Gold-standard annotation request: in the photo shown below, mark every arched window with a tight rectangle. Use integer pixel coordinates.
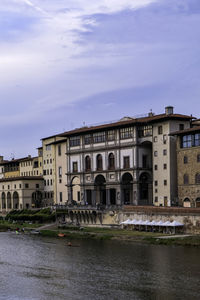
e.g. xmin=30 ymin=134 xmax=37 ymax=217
xmin=183 ymin=156 xmax=188 ymax=164
xmin=195 ymin=173 xmax=200 ymax=184
xmin=183 ymin=174 xmax=189 ymax=185
xmin=96 ymin=154 xmax=103 ymax=171
xmin=2 ymin=192 xmax=6 ymax=209
xmin=108 ymin=153 xmax=115 ymax=170
xmin=85 ymin=156 xmax=91 ymax=171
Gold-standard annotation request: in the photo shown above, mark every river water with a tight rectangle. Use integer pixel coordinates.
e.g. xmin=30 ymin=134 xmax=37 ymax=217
xmin=0 ymin=232 xmax=199 ymax=300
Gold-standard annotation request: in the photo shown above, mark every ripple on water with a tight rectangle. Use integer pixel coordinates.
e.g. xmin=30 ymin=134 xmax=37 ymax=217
xmin=0 ymin=232 xmax=200 ymax=300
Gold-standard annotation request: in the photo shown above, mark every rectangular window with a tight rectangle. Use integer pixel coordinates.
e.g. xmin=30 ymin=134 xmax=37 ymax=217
xmin=179 ymin=124 xmax=184 ymax=131
xmin=58 ymin=144 xmax=61 ymax=156
xmin=194 ymin=134 xmax=200 ymax=147
xmin=155 ymin=180 xmax=158 ymax=186
xmin=50 ymin=179 xmax=53 ymax=185
xmin=93 ymin=132 xmax=106 ymax=143
xmin=184 ymin=156 xmax=188 ymax=164
xmin=155 ymin=189 xmax=158 ymax=193
xmin=123 ymin=156 xmax=130 ymax=169
xmin=59 ymin=179 xmax=62 ymax=184
xmin=50 ymin=169 xmax=52 ymax=175
xmin=84 ymin=134 xmax=92 ymax=145
xmin=138 ymin=126 xmax=152 ymax=137
xmin=70 ymin=136 xmax=80 ymax=147
xmin=107 ymin=130 xmax=115 ymax=141
xmin=163 ymin=149 xmax=167 ymax=155
xmin=154 ymin=151 xmax=158 ymax=157
xmin=164 ymin=180 xmax=167 ymax=186
xmin=163 ymin=135 xmax=167 ymax=144
xmin=155 ymin=196 xmax=158 ymax=202
xmin=58 ymin=166 xmax=62 ymax=177
xmin=59 ymin=192 xmax=63 ymax=202
xmin=154 ymin=165 xmax=158 ymax=170
xmin=182 ymin=135 xmax=193 ymax=148
xmin=163 ymin=163 xmax=167 ymax=169
xmin=46 ymin=145 xmax=51 ymax=151
xmin=25 ymin=183 xmax=29 ymax=188
xmin=73 ymin=162 xmax=78 ymax=173
xmin=36 ymin=184 xmax=39 ymax=188
xmin=120 ymin=127 xmax=133 ymax=139
xmin=158 ymin=126 xmax=163 ymax=135
xmin=154 ymin=136 xmax=158 ymax=142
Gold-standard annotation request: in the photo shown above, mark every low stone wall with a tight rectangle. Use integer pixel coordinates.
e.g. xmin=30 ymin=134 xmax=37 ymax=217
xmin=55 ymin=206 xmax=200 ymax=233
xmin=118 ymin=206 xmax=200 ymax=233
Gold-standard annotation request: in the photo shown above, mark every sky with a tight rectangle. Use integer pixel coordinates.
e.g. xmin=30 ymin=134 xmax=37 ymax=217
xmin=0 ymin=0 xmax=200 ymax=159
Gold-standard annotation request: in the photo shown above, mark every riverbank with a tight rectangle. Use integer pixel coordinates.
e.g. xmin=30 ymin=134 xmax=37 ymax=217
xmin=40 ymin=226 xmax=200 ymax=246
xmin=1 ymin=221 xmax=200 ymax=246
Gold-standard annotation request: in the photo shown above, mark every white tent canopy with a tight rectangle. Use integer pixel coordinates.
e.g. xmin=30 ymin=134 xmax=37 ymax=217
xmin=168 ymin=221 xmax=184 ymax=227
xmin=120 ymin=219 xmax=184 ymax=227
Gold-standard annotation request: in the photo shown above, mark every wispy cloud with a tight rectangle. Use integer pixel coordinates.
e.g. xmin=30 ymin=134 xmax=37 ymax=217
xmin=1 ymin=0 xmax=200 ymax=158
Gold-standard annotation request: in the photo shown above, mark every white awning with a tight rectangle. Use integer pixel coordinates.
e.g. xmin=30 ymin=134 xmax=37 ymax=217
xmin=169 ymin=221 xmax=184 ymax=227
xmin=162 ymin=221 xmax=173 ymax=226
xmin=156 ymin=220 xmax=165 ymax=226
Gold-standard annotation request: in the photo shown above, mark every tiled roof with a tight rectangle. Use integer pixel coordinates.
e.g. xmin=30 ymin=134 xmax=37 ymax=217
xmin=170 ymin=126 xmax=200 ymax=136
xmin=59 ymin=113 xmax=194 ymax=137
xmin=0 ymin=176 xmax=44 ymax=182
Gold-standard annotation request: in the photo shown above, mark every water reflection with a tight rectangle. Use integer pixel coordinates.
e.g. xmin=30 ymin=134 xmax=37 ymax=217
xmin=0 ymin=232 xmax=199 ymax=300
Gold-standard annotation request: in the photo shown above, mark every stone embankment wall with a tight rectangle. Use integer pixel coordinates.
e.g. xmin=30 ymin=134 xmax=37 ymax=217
xmin=118 ymin=206 xmax=200 ymax=234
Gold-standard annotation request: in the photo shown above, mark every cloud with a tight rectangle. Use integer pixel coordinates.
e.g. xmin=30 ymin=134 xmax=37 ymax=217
xmin=1 ymin=0 xmax=200 ymax=158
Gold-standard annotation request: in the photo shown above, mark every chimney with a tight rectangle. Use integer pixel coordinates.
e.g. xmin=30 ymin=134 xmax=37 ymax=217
xmin=165 ymin=106 xmax=174 ymax=115
xmin=148 ymin=109 xmax=154 ymax=117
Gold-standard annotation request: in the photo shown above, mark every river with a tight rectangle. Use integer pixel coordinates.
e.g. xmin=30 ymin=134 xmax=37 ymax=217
xmin=0 ymin=232 xmax=199 ymax=300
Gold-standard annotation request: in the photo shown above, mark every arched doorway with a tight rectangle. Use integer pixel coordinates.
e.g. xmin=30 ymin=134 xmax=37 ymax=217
xmin=7 ymin=192 xmax=12 ymax=209
xmin=121 ymin=173 xmax=133 ymax=205
xmin=2 ymin=192 xmax=6 ymax=209
xmin=71 ymin=176 xmax=81 ymax=203
xmin=32 ymin=191 xmax=43 ymax=208
xmin=13 ymin=192 xmax=19 ymax=209
xmin=94 ymin=175 xmax=106 ymax=206
xmin=196 ymin=198 xmax=200 ymax=208
xmin=139 ymin=172 xmax=152 ymax=205
xmin=183 ymin=198 xmax=191 ymax=208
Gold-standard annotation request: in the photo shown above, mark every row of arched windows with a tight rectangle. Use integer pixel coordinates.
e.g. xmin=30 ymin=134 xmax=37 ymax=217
xmin=85 ymin=153 xmax=115 ymax=172
xmin=183 ymin=173 xmax=200 ymax=184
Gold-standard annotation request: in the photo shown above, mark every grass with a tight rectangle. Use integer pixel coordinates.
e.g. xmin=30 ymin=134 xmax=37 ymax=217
xmin=0 ymin=220 xmax=43 ymax=231
xmin=146 ymin=235 xmax=200 ymax=247
xmin=1 ymin=220 xmax=200 ymax=246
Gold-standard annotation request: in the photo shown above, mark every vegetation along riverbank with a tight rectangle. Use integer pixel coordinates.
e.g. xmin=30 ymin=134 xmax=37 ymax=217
xmin=0 ymin=209 xmax=199 ymax=246
xmin=1 ymin=219 xmax=200 ymax=247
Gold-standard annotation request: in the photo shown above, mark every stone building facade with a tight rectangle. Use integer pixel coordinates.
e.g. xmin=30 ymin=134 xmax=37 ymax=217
xmin=172 ymin=126 xmax=200 ymax=208
xmin=60 ymin=106 xmax=192 ymax=208
xmin=0 ymin=177 xmax=44 ymax=213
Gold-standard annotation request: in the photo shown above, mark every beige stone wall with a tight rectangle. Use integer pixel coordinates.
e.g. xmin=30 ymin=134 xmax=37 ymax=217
xmin=177 ymin=136 xmax=200 ymax=207
xmin=55 ymin=141 xmax=68 ymax=204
